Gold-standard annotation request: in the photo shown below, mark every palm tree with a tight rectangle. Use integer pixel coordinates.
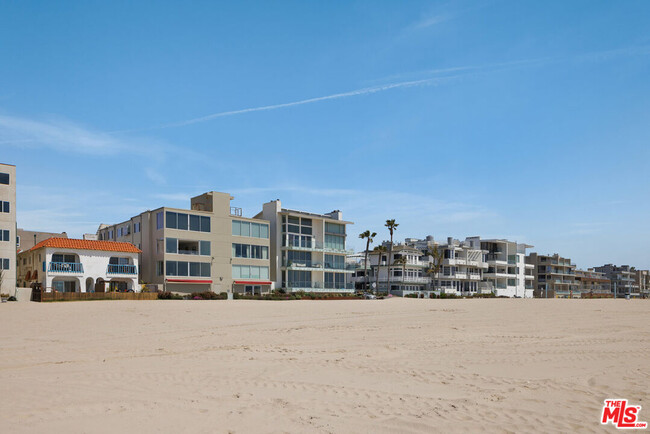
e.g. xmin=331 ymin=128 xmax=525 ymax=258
xmin=425 ymin=245 xmax=444 ymax=296
xmin=358 ymin=230 xmax=377 ymax=292
xmin=385 ymin=219 xmax=399 ymax=294
xmin=373 ymin=245 xmax=387 ymax=295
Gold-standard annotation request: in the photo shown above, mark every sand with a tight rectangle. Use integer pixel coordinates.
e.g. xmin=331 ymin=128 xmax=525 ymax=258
xmin=0 ymin=298 xmax=648 ymax=433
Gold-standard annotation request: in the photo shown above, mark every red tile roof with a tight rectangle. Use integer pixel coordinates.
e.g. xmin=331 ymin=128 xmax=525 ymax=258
xmin=30 ymin=238 xmax=141 ymax=253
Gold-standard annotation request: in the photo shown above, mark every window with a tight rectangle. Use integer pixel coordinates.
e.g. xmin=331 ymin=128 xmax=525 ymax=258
xmin=232 ymin=265 xmax=269 ymax=280
xmin=177 ymin=213 xmax=188 ymax=230
xmin=166 ymin=212 xmax=177 ymax=229
xmin=166 ymin=261 xmax=177 ymax=276
xmin=325 ymin=222 xmax=345 ymax=235
xmin=134 ymin=222 xmax=141 ymax=233
xmin=177 ymin=261 xmax=189 ymax=276
xmin=232 ymin=220 xmax=268 ymax=238
xmin=325 ymin=272 xmax=345 ymax=289
xmin=201 ymin=263 xmax=210 ymax=277
xmin=156 ymin=212 xmax=163 ymax=230
xmin=1 ymin=201 xmax=9 ymax=213
xmin=190 ymin=262 xmax=201 ymax=277
xmin=190 ymin=214 xmax=200 ymax=231
xmin=1 ymin=230 xmax=9 ymax=242
xmin=232 ymin=243 xmax=268 ymax=259
xmin=201 ymin=216 xmax=210 ymax=232
xmin=200 ymin=241 xmax=210 ymax=256
xmin=0 ymin=258 xmax=8 ymax=270
xmin=0 ymin=172 xmax=9 ymax=185
xmin=157 ymin=261 xmax=163 ymax=276
xmin=325 ymin=254 xmax=344 ymax=270
xmin=166 ymin=238 xmax=177 ymax=253
xmin=324 ymin=234 xmax=345 ymax=251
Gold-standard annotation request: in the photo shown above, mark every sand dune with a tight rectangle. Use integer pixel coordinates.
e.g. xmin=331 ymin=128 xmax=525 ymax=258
xmin=0 ymin=298 xmax=648 ymax=433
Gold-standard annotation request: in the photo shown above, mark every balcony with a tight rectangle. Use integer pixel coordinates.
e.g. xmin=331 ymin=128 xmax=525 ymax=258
xmin=107 ymin=264 xmax=138 ymax=275
xmin=48 ymin=262 xmax=83 ymax=273
xmin=283 ymin=261 xmax=353 ymax=273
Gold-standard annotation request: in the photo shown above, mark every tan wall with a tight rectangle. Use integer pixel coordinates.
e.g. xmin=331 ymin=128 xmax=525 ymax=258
xmin=0 ymin=163 xmax=16 ymax=295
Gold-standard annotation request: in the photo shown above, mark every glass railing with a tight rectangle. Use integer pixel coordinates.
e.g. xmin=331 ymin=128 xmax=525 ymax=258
xmin=49 ymin=262 xmax=83 ymax=273
xmin=107 ymin=264 xmax=137 ymax=275
xmin=177 ymin=249 xmax=199 ymax=255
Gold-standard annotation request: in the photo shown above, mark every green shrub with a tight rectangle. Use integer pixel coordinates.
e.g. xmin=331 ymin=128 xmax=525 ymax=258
xmin=157 ymin=291 xmax=183 ymax=300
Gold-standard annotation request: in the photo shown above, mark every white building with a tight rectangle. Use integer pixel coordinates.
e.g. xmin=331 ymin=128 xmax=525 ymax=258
xmin=0 ymin=163 xmax=16 ymax=295
xmin=466 ymin=237 xmax=534 ymax=298
xmin=17 ymin=238 xmax=141 ymax=293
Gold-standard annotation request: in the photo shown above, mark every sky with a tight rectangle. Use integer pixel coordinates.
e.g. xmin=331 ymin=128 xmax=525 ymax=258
xmin=1 ymin=0 xmax=649 ymax=269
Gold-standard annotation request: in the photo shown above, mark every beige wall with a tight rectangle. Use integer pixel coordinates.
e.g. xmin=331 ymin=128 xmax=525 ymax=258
xmin=0 ymin=163 xmax=16 ymax=295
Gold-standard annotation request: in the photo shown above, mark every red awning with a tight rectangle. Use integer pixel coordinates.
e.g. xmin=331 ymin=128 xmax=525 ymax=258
xmin=166 ymin=279 xmax=213 ymax=284
xmin=233 ymin=280 xmax=273 ymax=285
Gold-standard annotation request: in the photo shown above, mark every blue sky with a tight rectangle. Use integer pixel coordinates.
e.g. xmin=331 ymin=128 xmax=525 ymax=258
xmin=1 ymin=1 xmax=649 ymax=268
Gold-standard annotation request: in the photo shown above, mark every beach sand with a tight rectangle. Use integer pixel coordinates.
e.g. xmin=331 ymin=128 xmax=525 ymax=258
xmin=0 ymin=298 xmax=648 ymax=433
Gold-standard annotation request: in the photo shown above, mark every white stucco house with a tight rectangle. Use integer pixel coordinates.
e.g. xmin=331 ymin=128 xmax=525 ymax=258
xmin=17 ymin=238 xmax=142 ymax=293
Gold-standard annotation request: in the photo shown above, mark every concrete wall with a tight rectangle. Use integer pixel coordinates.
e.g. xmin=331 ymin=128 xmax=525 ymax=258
xmin=0 ymin=163 xmax=16 ymax=296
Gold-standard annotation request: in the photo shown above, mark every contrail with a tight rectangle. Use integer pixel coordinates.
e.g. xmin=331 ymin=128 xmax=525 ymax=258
xmin=119 ymin=75 xmax=459 ymax=133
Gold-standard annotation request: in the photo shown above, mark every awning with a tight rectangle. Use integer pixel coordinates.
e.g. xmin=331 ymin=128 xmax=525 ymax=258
xmin=234 ymin=280 xmax=273 ymax=285
xmin=166 ymin=279 xmax=213 ymax=284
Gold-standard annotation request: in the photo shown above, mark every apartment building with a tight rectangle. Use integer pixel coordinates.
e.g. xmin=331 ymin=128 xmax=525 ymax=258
xmin=594 ymin=264 xmax=639 ymax=297
xmin=98 ymin=191 xmax=271 ymax=295
xmin=634 ymin=269 xmax=650 ymax=298
xmin=18 ymin=238 xmax=140 ymax=293
xmin=526 ymin=253 xmax=578 ymax=298
xmin=257 ymin=200 xmax=354 ymax=293
xmin=0 ymin=163 xmax=16 ymax=296
xmin=350 ymin=242 xmax=430 ymax=295
xmin=17 ymin=228 xmax=68 ymax=253
xmin=466 ymin=237 xmax=534 ymax=298
xmin=575 ymin=268 xmax=611 ymax=296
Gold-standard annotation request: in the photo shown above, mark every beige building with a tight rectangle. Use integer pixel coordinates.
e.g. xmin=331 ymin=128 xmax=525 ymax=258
xmin=0 ymin=163 xmax=16 ymax=295
xmin=257 ymin=200 xmax=353 ymax=293
xmin=575 ymin=268 xmax=611 ymax=296
xmin=97 ymin=191 xmax=271 ymax=295
xmin=634 ymin=269 xmax=650 ymax=298
xmin=526 ymin=253 xmax=578 ymax=298
xmin=17 ymin=228 xmax=68 ymax=253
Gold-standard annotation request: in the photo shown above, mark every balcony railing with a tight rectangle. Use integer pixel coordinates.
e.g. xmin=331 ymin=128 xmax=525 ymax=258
xmin=49 ymin=262 xmax=83 ymax=273
xmin=107 ymin=264 xmax=138 ymax=275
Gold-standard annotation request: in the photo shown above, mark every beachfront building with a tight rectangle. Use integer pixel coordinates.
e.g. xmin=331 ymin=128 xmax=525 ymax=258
xmin=526 ymin=253 xmax=578 ymax=298
xmin=98 ymin=191 xmax=272 ymax=295
xmin=350 ymin=242 xmax=430 ymax=296
xmin=634 ymin=269 xmax=650 ymax=298
xmin=593 ymin=264 xmax=639 ymax=297
xmin=17 ymin=228 xmax=68 ymax=253
xmin=0 ymin=163 xmax=16 ymax=296
xmin=466 ymin=237 xmax=534 ymax=298
xmin=257 ymin=200 xmax=354 ymax=293
xmin=17 ymin=238 xmax=140 ymax=293
xmin=575 ymin=268 xmax=612 ymax=297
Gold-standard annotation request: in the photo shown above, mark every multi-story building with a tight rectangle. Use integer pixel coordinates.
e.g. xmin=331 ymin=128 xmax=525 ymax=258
xmin=594 ymin=264 xmax=639 ymax=297
xmin=350 ymin=242 xmax=430 ymax=295
xmin=0 ymin=163 xmax=16 ymax=296
xmin=257 ymin=200 xmax=354 ymax=293
xmin=526 ymin=253 xmax=578 ymax=298
xmin=17 ymin=238 xmax=140 ymax=293
xmin=575 ymin=268 xmax=611 ymax=296
xmin=98 ymin=191 xmax=272 ymax=295
xmin=466 ymin=237 xmax=534 ymax=298
xmin=17 ymin=228 xmax=68 ymax=253
xmin=634 ymin=269 xmax=650 ymax=298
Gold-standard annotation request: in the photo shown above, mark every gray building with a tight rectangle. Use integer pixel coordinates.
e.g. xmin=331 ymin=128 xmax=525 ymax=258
xmin=594 ymin=264 xmax=639 ymax=297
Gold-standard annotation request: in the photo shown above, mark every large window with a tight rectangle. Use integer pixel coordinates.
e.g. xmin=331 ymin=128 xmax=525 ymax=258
xmin=0 ymin=172 xmax=9 ymax=185
xmin=287 ymin=270 xmax=311 ymax=288
xmin=166 ymin=212 xmax=210 ymax=232
xmin=324 ymin=254 xmax=345 ymax=270
xmin=166 ymin=261 xmax=210 ymax=277
xmin=166 ymin=238 xmax=178 ymax=253
xmin=1 ymin=201 xmax=10 ymax=213
xmin=232 ymin=265 xmax=269 ymax=280
xmin=156 ymin=212 xmax=163 ymax=229
xmin=286 ymin=250 xmax=311 ymax=266
xmin=324 ymin=234 xmax=345 ymax=251
xmin=0 ymin=229 xmax=9 ymax=242
xmin=232 ymin=220 xmax=269 ymax=238
xmin=325 ymin=222 xmax=345 ymax=235
xmin=282 ymin=216 xmax=312 ymax=235
xmin=166 ymin=238 xmax=211 ymax=256
xmin=0 ymin=258 xmax=9 ymax=270
xmin=232 ymin=243 xmax=268 ymax=259
xmin=325 ymin=272 xmax=345 ymax=289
